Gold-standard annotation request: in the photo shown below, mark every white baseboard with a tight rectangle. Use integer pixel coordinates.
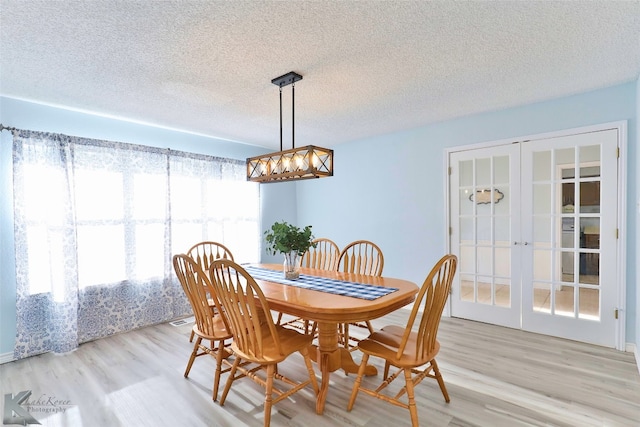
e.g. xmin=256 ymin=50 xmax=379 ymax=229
xmin=0 ymin=351 xmax=14 ymax=364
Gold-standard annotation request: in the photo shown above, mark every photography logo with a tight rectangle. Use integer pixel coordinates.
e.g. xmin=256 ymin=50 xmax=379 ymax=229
xmin=3 ymin=390 xmax=40 ymax=425
xmin=4 ymin=390 xmax=75 ymax=426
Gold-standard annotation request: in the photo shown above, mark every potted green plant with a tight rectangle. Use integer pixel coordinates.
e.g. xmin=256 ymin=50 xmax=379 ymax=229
xmin=264 ymin=221 xmax=316 ymax=279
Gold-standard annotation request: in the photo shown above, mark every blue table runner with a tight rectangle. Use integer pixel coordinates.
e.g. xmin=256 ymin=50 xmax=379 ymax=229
xmin=243 ymin=266 xmax=398 ymax=301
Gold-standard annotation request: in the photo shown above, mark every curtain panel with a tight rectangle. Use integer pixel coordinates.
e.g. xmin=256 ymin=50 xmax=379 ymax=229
xmin=11 ymin=129 xmax=259 ymax=359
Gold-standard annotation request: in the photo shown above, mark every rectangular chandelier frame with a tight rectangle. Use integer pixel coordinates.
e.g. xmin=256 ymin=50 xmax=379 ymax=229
xmin=246 ymin=71 xmax=334 ymax=183
xmin=247 ymin=145 xmax=333 ymax=183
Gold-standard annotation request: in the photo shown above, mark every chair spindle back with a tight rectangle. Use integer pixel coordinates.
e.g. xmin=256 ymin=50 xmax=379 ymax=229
xmin=337 ymin=240 xmax=384 ymax=276
xmin=398 ymin=254 xmax=457 ymax=361
xmin=173 ymin=254 xmax=229 ymax=338
xmin=187 ymin=241 xmax=234 ymax=272
xmin=300 ymin=238 xmax=340 ymax=271
xmin=208 ymin=259 xmax=283 ymax=361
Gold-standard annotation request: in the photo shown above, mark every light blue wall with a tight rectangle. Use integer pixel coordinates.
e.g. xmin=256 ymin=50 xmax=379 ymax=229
xmin=0 ymin=96 xmax=296 ymax=355
xmin=636 ymin=75 xmax=640 ymax=354
xmin=297 ymin=82 xmax=638 ymax=344
xmin=0 ymin=96 xmax=265 ymax=159
xmin=260 ymin=181 xmax=300 ymax=263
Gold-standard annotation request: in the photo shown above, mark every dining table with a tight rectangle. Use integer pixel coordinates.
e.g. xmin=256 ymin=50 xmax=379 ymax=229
xmin=244 ymin=263 xmax=419 ymax=415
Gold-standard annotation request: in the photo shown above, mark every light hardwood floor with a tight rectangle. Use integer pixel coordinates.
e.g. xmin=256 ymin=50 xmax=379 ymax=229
xmin=1 ymin=311 xmax=639 ymax=426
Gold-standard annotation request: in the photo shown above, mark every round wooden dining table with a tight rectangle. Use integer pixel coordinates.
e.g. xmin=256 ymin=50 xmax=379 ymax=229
xmin=249 ymin=264 xmax=419 ymax=415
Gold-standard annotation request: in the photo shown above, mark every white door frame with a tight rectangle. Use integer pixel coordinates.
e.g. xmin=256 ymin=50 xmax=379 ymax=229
xmin=443 ymin=121 xmax=627 ymax=351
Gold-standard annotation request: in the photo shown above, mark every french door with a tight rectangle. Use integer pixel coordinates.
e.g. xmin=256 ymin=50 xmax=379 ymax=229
xmin=449 ymin=127 xmax=621 ymax=348
xmin=449 ymin=144 xmax=521 ymax=329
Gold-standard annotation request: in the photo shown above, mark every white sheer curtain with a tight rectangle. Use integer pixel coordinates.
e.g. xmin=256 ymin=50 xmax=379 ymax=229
xmin=12 ymin=129 xmax=259 ymax=359
xmin=169 ymin=152 xmax=260 ymax=263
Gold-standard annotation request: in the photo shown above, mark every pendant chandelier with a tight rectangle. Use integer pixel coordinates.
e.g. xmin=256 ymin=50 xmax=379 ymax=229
xmin=246 ymin=71 xmax=334 ymax=183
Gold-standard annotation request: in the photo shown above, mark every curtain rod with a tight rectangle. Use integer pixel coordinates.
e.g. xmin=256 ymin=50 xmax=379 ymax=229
xmin=0 ymin=124 xmax=17 ymax=132
xmin=0 ymin=124 xmax=245 ymax=166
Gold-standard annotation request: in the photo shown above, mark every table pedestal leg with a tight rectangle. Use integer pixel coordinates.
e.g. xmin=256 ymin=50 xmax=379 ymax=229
xmin=311 ymin=322 xmax=377 ymax=414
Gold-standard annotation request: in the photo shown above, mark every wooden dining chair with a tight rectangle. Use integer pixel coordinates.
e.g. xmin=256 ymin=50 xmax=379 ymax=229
xmin=186 ymin=241 xmax=234 ymax=342
xmin=172 ymin=254 xmax=234 ymax=402
xmin=208 ymin=259 xmax=319 ymax=427
xmin=347 ymin=254 xmax=458 ymax=427
xmin=336 ymin=240 xmax=384 ymax=350
xmin=278 ymin=237 xmax=341 ymax=334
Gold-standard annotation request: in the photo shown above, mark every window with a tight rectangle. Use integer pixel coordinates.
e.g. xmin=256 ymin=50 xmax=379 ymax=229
xmin=12 ymin=130 xmax=260 ymax=359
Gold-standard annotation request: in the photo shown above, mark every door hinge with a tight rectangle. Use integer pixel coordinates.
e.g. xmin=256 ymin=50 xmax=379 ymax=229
xmin=616 ymin=228 xmax=619 ymax=239
xmin=616 ymin=147 xmax=620 ymax=158
xmin=449 ymin=226 xmax=452 ymax=235
xmin=615 ymin=309 xmax=618 ymax=319
xmin=448 ymin=166 xmax=452 ymax=175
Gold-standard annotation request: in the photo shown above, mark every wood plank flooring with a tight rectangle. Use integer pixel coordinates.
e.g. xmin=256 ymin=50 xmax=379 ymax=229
xmin=1 ymin=310 xmax=639 ymax=426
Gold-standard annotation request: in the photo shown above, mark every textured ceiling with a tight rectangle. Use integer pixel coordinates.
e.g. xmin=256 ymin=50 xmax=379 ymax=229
xmin=1 ymin=1 xmax=639 ymax=150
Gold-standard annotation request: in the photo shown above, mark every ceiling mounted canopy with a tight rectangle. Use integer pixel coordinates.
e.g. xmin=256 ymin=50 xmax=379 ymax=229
xmin=247 ymin=71 xmax=334 ymax=183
